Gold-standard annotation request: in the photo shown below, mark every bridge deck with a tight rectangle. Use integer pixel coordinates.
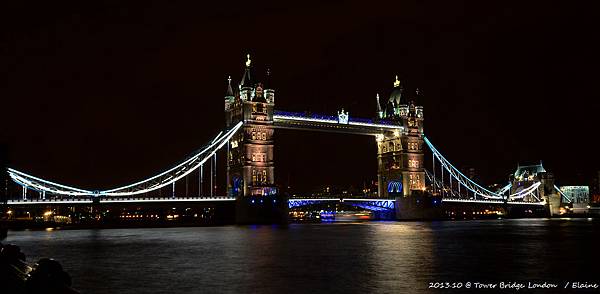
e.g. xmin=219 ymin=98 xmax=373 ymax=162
xmin=6 ymin=197 xmax=545 ymax=206
xmin=6 ymin=196 xmax=236 ymax=205
xmin=273 ymin=111 xmax=403 ymax=135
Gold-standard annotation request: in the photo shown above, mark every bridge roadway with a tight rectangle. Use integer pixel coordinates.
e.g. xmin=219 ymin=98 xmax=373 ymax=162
xmin=5 ymin=197 xmax=545 ymax=206
xmin=5 ymin=196 xmax=236 ymax=205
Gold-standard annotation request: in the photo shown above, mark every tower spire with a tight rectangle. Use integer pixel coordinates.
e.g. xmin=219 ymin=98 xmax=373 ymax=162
xmin=240 ymin=53 xmax=253 ymax=87
xmin=245 ymin=54 xmax=251 ymax=67
xmin=225 ymin=75 xmax=234 ymax=97
xmin=393 ymin=75 xmax=400 ymax=88
xmin=264 ymin=67 xmax=272 ymax=89
xmin=376 ymin=93 xmax=383 ymax=118
xmin=413 ymin=87 xmax=422 ymax=104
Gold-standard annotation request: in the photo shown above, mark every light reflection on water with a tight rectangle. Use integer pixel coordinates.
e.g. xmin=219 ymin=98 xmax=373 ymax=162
xmin=5 ymin=219 xmax=599 ymax=293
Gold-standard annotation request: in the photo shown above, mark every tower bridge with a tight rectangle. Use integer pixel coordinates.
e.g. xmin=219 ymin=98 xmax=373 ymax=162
xmin=2 ymin=54 xmax=567 ymax=223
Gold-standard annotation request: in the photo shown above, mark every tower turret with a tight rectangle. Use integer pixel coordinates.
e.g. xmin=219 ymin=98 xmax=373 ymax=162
xmin=376 ymin=93 xmax=383 ymax=119
xmin=387 ymin=75 xmax=407 ymax=118
xmin=405 ymin=88 xmax=424 ymax=135
xmin=414 ymin=88 xmax=424 ymax=121
xmin=396 ymin=77 xmax=408 ymax=118
xmin=224 ymin=76 xmax=234 ymax=110
xmin=264 ymin=68 xmax=275 ymax=104
xmin=386 ymin=99 xmax=395 ymax=118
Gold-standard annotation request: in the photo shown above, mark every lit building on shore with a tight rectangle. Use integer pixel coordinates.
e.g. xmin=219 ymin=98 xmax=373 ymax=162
xmin=560 ymin=186 xmax=590 ymax=213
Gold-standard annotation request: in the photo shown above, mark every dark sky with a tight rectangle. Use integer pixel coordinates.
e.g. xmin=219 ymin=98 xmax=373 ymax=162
xmin=1 ymin=1 xmax=598 ymax=193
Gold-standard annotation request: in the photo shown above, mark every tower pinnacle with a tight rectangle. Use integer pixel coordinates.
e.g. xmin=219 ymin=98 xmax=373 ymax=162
xmin=393 ymin=75 xmax=400 ymax=88
xmin=240 ymin=53 xmax=253 ymax=88
xmin=245 ymin=54 xmax=251 ymax=67
xmin=225 ymin=75 xmax=234 ymax=97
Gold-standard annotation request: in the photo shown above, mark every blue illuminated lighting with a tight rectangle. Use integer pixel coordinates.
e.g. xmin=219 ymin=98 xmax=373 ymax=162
xmin=288 ymin=199 xmax=395 ymax=211
xmin=387 ymin=181 xmax=403 ymax=193
xmin=232 ymin=177 xmax=242 ymax=194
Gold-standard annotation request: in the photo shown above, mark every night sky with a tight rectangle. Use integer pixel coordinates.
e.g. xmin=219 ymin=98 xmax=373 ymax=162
xmin=1 ymin=1 xmax=598 ymax=193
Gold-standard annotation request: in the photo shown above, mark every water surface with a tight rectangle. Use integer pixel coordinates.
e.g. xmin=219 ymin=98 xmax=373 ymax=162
xmin=6 ymin=219 xmax=599 ymax=293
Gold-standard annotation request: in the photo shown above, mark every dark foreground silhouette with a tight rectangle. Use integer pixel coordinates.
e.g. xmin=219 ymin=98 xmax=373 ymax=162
xmin=0 ymin=241 xmax=79 ymax=294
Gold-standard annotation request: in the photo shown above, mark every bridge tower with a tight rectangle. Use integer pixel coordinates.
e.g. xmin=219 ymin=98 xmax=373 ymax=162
xmin=511 ymin=162 xmax=560 ymax=215
xmin=225 ymin=55 xmax=283 ymax=224
xmin=225 ymin=54 xmax=276 ymax=198
xmin=376 ymin=77 xmax=426 ymax=199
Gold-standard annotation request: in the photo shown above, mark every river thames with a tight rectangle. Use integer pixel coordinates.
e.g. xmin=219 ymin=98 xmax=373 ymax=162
xmin=5 ymin=218 xmax=599 ymax=293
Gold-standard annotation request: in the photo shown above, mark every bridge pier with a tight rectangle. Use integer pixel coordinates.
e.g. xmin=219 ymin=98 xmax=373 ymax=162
xmin=504 ymin=204 xmax=549 ymax=218
xmin=395 ymin=190 xmax=443 ymax=220
xmin=371 ymin=209 xmax=396 ymax=220
xmin=235 ymin=194 xmax=288 ymax=225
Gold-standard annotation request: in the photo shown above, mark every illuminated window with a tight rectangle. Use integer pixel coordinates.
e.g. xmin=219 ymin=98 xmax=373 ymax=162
xmin=252 ymin=153 xmax=266 ymax=162
xmin=408 ymin=142 xmax=421 ymax=150
xmin=251 ymin=131 xmax=256 ymax=140
xmin=409 ymin=174 xmax=421 ymax=189
xmin=409 ymin=159 xmax=419 ymax=168
xmin=253 ymin=103 xmax=265 ymax=114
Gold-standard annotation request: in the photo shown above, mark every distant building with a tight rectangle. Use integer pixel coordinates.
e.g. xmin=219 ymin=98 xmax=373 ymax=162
xmin=589 ymin=171 xmax=600 ymax=204
xmin=560 ymin=186 xmax=589 ymax=211
xmin=467 ymin=167 xmax=477 ymax=182
xmin=593 ymin=171 xmax=600 ymax=193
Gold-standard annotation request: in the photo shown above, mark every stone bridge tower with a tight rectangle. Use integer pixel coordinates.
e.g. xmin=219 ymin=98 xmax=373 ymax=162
xmin=376 ymin=77 xmax=425 ymax=199
xmin=511 ymin=163 xmax=561 ymax=216
xmin=225 ymin=55 xmax=276 ymax=199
